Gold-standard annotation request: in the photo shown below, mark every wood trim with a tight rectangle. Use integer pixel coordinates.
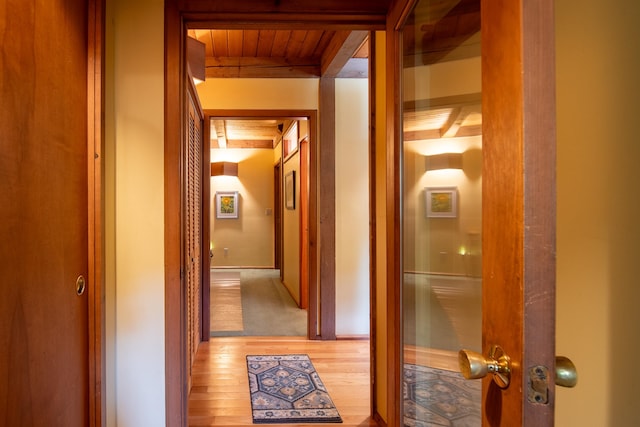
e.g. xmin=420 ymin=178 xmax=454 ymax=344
xmin=307 ymin=112 xmax=319 ymax=341
xmin=299 ymin=138 xmax=310 ymax=310
xmin=318 ymin=78 xmax=337 ymax=340
xmin=385 ymin=1 xmax=418 ymax=425
xmin=165 ymin=1 xmax=188 ymax=426
xmin=87 ymin=0 xmax=105 ymax=424
xmin=521 ymin=0 xmax=556 ymax=423
xmin=368 ymin=30 xmax=378 ymax=425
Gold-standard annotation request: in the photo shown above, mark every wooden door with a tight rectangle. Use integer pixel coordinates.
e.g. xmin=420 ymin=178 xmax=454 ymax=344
xmin=390 ymin=0 xmax=557 ymax=425
xmin=0 ymin=0 xmax=93 ymax=425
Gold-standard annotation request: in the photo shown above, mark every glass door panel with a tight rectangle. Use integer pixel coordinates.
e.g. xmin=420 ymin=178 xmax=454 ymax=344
xmin=401 ymin=0 xmax=482 ymax=425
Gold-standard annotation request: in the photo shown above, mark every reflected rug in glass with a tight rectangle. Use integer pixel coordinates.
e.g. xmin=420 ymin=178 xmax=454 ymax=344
xmin=247 ymin=354 xmax=343 ymax=424
xmin=404 ymin=364 xmax=481 ymax=427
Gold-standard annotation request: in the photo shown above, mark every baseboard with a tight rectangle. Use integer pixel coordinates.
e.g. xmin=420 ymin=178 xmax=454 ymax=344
xmin=335 ymin=334 xmax=370 ymax=340
xmin=210 ymin=265 xmax=275 ymax=269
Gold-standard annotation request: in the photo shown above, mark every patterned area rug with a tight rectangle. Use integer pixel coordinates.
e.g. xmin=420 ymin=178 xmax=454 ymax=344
xmin=246 ymin=354 xmax=343 ymax=424
xmin=404 ymin=364 xmax=481 ymax=427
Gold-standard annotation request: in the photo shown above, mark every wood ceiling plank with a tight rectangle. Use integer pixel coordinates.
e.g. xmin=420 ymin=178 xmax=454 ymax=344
xmin=271 ymin=30 xmax=291 ymax=56
xmin=242 ymin=29 xmax=259 ymax=57
xmin=227 ymin=29 xmax=243 ymax=57
xmin=211 ymin=29 xmax=228 ymax=57
xmin=256 ymin=29 xmax=276 ymax=57
xmin=299 ymin=30 xmax=324 ymax=58
xmin=285 ymin=30 xmax=307 ymax=57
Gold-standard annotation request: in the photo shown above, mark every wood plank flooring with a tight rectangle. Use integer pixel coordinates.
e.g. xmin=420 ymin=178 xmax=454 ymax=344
xmin=210 ymin=271 xmax=244 ymax=332
xmin=188 ymin=337 xmax=377 ymax=427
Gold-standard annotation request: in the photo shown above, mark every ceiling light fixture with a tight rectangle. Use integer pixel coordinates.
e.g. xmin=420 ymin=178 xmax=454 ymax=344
xmin=210 ymin=161 xmax=238 ymax=177
xmin=425 ymin=152 xmax=463 ymax=171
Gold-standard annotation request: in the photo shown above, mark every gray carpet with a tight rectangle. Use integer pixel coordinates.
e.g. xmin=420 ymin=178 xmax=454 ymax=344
xmin=211 ymin=269 xmax=307 ymax=337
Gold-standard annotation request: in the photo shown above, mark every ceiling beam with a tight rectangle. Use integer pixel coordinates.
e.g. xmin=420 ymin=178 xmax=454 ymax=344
xmin=205 ymin=57 xmax=320 ymax=78
xmin=321 ymin=31 xmax=369 ymax=78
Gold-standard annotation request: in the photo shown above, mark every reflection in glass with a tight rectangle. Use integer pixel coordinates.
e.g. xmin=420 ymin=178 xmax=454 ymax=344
xmin=400 ymin=0 xmax=482 ymax=425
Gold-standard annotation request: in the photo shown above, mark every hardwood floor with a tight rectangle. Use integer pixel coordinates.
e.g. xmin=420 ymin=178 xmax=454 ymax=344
xmin=210 ymin=271 xmax=244 ymax=332
xmin=188 ymin=337 xmax=377 ymax=426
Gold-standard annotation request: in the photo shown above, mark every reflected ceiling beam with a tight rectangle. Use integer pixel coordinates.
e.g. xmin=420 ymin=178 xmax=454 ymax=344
xmin=404 ymin=93 xmax=481 ymax=113
xmin=440 ymin=104 xmax=478 ymax=138
xmin=321 ymin=31 xmax=369 ymax=78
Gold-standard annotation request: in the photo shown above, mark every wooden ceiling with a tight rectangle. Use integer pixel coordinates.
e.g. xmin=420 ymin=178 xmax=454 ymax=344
xmin=210 ymin=118 xmax=289 ymax=149
xmin=188 ymin=29 xmax=369 ymax=79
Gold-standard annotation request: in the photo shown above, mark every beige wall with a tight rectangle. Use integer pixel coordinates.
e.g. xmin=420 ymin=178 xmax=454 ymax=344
xmin=403 ymin=137 xmax=482 ymax=276
xmin=210 ymin=149 xmax=275 ymax=267
xmin=555 ymin=0 xmax=640 ymax=425
xmin=335 ymin=78 xmax=371 ymax=336
xmin=108 ymin=0 xmax=166 ymax=425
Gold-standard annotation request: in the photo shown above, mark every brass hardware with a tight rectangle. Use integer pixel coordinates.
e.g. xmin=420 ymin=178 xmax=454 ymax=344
xmin=458 ymin=345 xmax=511 ymax=388
xmin=76 ymin=275 xmax=86 ymax=296
xmin=528 ymin=365 xmax=550 ymax=404
xmin=555 ymin=356 xmax=578 ymax=387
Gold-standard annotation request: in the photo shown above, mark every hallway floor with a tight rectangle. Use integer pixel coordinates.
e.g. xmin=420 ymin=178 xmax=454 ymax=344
xmin=188 ymin=337 xmax=376 ymax=426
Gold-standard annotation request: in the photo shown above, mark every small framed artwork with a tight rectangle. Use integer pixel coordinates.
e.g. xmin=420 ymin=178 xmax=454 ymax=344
xmin=425 ymin=186 xmax=457 ymax=218
xmin=216 ymin=191 xmax=239 ymax=219
xmin=285 ymin=171 xmax=295 ymax=210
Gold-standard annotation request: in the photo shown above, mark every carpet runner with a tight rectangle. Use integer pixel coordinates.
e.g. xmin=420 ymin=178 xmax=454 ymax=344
xmin=404 ymin=364 xmax=481 ymax=426
xmin=246 ymin=354 xmax=343 ymax=424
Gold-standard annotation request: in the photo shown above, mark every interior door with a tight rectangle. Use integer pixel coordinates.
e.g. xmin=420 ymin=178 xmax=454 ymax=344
xmin=397 ymin=0 xmax=557 ymax=425
xmin=0 ymin=0 xmax=91 ymax=425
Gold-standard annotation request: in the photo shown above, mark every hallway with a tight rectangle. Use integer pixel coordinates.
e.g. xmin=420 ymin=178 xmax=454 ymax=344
xmin=188 ymin=337 xmax=376 ymax=426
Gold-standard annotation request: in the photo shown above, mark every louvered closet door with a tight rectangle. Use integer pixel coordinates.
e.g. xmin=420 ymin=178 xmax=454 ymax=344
xmin=186 ymin=89 xmax=203 ymax=389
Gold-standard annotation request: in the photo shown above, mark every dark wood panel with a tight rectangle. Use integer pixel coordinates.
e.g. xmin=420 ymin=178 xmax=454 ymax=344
xmin=318 ymin=78 xmax=337 ymax=340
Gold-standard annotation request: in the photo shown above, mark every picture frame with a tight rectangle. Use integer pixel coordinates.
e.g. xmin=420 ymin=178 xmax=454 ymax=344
xmin=425 ymin=186 xmax=457 ymax=218
xmin=216 ymin=191 xmax=239 ymax=219
xmin=285 ymin=171 xmax=295 ymax=210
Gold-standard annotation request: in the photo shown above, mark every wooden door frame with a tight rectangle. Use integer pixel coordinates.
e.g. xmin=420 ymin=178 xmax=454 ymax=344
xmin=385 ymin=0 xmax=557 ymax=425
xmin=88 ymin=0 xmax=106 ymax=425
xmin=165 ymin=2 xmax=387 ymax=425
xmin=202 ymin=108 xmax=317 ymax=332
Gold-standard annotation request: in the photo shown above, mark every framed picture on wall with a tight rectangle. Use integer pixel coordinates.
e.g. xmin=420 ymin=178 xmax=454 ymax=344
xmin=216 ymin=191 xmax=239 ymax=219
xmin=285 ymin=171 xmax=295 ymax=210
xmin=425 ymin=186 xmax=457 ymax=218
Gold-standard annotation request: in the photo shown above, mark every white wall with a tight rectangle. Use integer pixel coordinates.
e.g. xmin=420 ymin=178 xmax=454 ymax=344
xmin=556 ymin=0 xmax=640 ymax=425
xmin=335 ymin=79 xmax=370 ymax=336
xmin=108 ymin=0 xmax=166 ymax=425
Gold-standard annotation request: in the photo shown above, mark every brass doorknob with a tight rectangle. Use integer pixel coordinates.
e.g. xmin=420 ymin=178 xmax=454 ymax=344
xmin=458 ymin=348 xmax=578 ymax=390
xmin=555 ymin=356 xmax=578 ymax=387
xmin=458 ymin=345 xmax=511 ymax=388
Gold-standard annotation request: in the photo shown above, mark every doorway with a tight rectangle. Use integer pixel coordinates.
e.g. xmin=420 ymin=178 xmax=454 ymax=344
xmin=204 ymin=112 xmax=314 ymax=338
